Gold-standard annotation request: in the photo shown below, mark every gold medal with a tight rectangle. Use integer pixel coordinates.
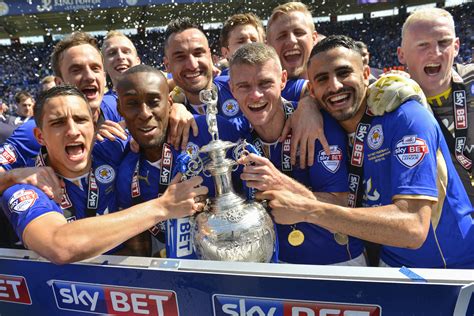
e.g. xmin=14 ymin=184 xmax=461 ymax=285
xmin=159 ymin=248 xmax=167 ymax=258
xmin=334 ymin=232 xmax=349 ymax=245
xmin=288 ymin=229 xmax=305 ymax=246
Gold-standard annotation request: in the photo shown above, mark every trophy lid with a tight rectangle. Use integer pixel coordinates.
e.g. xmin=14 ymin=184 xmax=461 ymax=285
xmin=200 ymin=140 xmax=236 ymax=154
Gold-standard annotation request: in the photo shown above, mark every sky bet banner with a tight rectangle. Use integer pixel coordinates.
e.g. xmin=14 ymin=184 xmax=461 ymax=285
xmin=49 ymin=280 xmax=178 ymax=315
xmin=0 ymin=255 xmax=473 ymax=315
xmin=213 ymin=294 xmax=381 ymax=316
xmin=0 ymin=0 xmax=226 ymax=16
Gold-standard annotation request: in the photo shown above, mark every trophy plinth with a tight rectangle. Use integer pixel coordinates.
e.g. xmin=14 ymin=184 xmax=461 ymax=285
xmin=192 ymin=89 xmax=276 ymax=262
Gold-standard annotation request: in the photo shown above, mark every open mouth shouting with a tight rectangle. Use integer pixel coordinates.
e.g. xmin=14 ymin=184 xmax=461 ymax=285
xmin=247 ymin=102 xmax=267 ymax=113
xmin=114 ymin=64 xmax=129 ymax=73
xmin=424 ymin=63 xmax=441 ymax=76
xmin=65 ymin=142 xmax=86 ymax=162
xmin=81 ymin=86 xmax=99 ymax=101
xmin=283 ymin=49 xmax=302 ymax=64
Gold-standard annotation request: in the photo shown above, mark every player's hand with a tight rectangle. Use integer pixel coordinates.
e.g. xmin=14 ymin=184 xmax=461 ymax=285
xmin=96 ymin=120 xmax=128 ymax=142
xmin=280 ymin=96 xmax=330 ymax=168
xmin=238 ymin=153 xmax=314 ymax=198
xmin=11 ymin=167 xmax=63 ymax=202
xmin=167 ymin=103 xmax=199 ymax=150
xmin=256 ymin=189 xmax=314 ymax=225
xmin=212 ymin=64 xmax=222 ymax=77
xmin=159 ymin=174 xmax=208 ymax=218
xmin=367 ymin=73 xmax=429 ymax=116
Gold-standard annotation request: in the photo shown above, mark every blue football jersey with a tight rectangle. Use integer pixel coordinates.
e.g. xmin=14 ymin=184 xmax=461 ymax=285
xmin=181 ymin=78 xmax=250 ymax=134
xmin=247 ymin=108 xmax=364 ymax=264
xmin=116 ymin=115 xmax=242 ymax=258
xmin=281 ymin=78 xmax=307 ymax=102
xmin=102 ymin=90 xmax=123 ymax=123
xmin=362 ymin=100 xmax=474 ymax=268
xmin=1 ymin=138 xmax=127 ymax=246
xmin=0 ymin=120 xmax=39 ymax=170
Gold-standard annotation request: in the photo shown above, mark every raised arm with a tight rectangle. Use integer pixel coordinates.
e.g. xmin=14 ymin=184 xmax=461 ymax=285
xmin=18 ymin=175 xmax=208 ymax=264
xmin=258 ymin=189 xmax=433 ymax=249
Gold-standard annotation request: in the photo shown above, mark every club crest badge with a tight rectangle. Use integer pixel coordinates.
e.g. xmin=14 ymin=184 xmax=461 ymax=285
xmin=367 ymin=124 xmax=384 ymax=150
xmin=318 ymin=145 xmax=343 ymax=173
xmin=8 ymin=189 xmax=38 ymax=213
xmin=0 ymin=144 xmax=17 ymax=165
xmin=221 ymin=99 xmax=240 ymax=117
xmin=185 ymin=142 xmax=200 ymax=158
xmin=394 ymin=135 xmax=429 ymax=168
xmin=95 ymin=165 xmax=115 ymax=184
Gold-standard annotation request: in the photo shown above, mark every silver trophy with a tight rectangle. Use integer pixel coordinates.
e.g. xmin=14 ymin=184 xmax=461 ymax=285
xmin=192 ymin=88 xmax=276 ymax=262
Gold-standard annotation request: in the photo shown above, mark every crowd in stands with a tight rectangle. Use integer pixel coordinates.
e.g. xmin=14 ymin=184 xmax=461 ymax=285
xmin=0 ymin=3 xmax=472 ymax=112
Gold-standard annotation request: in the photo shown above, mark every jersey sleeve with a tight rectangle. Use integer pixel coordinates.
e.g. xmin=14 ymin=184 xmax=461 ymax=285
xmin=0 ymin=120 xmax=40 ymax=170
xmin=101 ymin=94 xmax=124 ymax=123
xmin=389 ymin=100 xmax=439 ymax=199
xmin=309 ymin=112 xmax=349 ymax=192
xmin=281 ymin=79 xmax=307 ymax=102
xmin=1 ymin=184 xmax=63 ymax=242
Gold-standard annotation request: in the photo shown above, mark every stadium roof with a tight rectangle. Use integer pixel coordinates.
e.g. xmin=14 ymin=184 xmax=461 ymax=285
xmin=0 ymin=0 xmax=449 ymax=38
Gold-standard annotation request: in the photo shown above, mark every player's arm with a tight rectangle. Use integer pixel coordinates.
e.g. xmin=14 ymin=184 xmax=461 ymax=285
xmin=22 ymin=176 xmax=207 ymax=264
xmin=258 ymin=189 xmax=433 ymax=249
xmin=313 ymin=191 xmax=347 ymax=206
xmin=167 ymin=102 xmax=199 ymax=150
xmin=0 ymin=167 xmax=62 ymax=201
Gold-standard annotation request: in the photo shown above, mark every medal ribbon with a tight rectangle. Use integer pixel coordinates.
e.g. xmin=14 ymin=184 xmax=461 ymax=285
xmin=36 ymin=147 xmax=98 ymax=218
xmin=431 ymin=73 xmax=473 ymax=184
xmin=251 ymin=99 xmax=295 ymax=173
xmin=130 ymin=143 xmax=173 ymax=240
xmin=348 ymin=107 xmax=374 ymax=208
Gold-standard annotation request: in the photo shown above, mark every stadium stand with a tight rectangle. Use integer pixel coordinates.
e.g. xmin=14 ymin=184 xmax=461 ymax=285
xmin=0 ymin=2 xmax=472 ymax=107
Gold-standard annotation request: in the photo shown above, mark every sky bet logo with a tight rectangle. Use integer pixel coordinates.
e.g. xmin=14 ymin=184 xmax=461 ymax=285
xmin=213 ymin=294 xmax=381 ymax=316
xmin=0 ymin=274 xmax=32 ymax=305
xmin=49 ymin=280 xmax=179 ymax=315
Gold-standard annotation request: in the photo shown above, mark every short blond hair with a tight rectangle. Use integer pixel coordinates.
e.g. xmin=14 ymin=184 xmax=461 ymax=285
xmin=402 ymin=8 xmax=455 ymax=40
xmin=102 ymin=30 xmax=137 ymax=54
xmin=40 ymin=75 xmax=55 ymax=85
xmin=267 ymin=2 xmax=315 ymax=34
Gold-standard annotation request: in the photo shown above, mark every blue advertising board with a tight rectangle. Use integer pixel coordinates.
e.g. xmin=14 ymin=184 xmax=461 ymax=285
xmin=0 ymin=249 xmax=473 ymax=315
xmin=0 ymin=0 xmax=224 ymax=17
